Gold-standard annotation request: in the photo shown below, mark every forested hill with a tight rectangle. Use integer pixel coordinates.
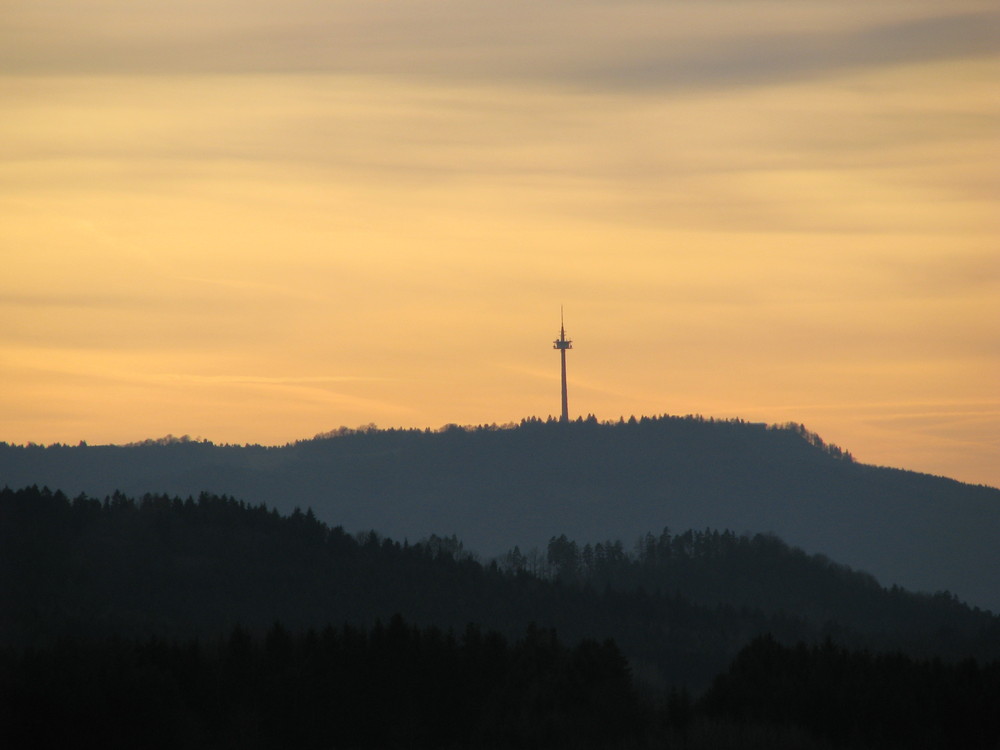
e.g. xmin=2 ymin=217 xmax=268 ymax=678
xmin=2 ymin=415 xmax=999 ymax=611
xmin=5 ymin=491 xmax=1000 ymax=748
xmin=4 ymin=486 xmax=999 ymax=695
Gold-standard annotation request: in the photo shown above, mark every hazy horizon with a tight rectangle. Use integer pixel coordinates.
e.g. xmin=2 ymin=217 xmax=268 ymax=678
xmin=3 ymin=1 xmax=998 ymax=487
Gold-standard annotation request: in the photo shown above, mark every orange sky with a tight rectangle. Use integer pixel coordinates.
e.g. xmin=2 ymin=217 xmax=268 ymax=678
xmin=2 ymin=1 xmax=998 ymax=487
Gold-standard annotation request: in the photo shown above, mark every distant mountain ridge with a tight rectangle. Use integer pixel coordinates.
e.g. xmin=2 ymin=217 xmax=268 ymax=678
xmin=2 ymin=415 xmax=999 ymax=611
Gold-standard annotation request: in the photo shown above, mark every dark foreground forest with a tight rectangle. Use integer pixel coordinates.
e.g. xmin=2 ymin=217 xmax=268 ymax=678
xmin=3 ymin=486 xmax=1000 ymax=748
xmin=6 ymin=620 xmax=1000 ymax=750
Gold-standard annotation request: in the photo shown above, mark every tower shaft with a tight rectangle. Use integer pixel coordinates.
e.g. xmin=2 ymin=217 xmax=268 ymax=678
xmin=560 ymin=347 xmax=569 ymax=423
xmin=552 ymin=308 xmax=573 ymax=423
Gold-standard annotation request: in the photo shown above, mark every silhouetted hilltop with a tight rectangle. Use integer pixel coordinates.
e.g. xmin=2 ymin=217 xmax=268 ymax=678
xmin=2 ymin=415 xmax=999 ymax=610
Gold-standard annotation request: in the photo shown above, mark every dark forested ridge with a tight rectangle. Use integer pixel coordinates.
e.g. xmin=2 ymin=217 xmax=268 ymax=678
xmin=2 ymin=416 xmax=999 ymax=611
xmin=4 ymin=486 xmax=1000 ymax=749
xmin=1 ymin=617 xmax=644 ymax=750
xmin=4 ymin=486 xmax=998 ymax=682
xmin=6 ymin=622 xmax=1000 ymax=750
xmin=701 ymin=634 xmax=1000 ymax=750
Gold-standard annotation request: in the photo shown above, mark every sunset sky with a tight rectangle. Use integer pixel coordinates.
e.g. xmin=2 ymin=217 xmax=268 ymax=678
xmin=2 ymin=1 xmax=998 ymax=487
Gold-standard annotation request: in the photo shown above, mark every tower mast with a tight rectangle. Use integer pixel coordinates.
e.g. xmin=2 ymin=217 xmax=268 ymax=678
xmin=553 ymin=307 xmax=573 ymax=422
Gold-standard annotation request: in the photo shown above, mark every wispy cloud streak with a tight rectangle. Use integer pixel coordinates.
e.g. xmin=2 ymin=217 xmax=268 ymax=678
xmin=2 ymin=2 xmax=997 ymax=92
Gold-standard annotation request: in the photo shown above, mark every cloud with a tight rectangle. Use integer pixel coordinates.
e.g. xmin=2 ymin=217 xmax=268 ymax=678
xmin=2 ymin=2 xmax=997 ymax=92
xmin=582 ymin=11 xmax=1000 ymax=91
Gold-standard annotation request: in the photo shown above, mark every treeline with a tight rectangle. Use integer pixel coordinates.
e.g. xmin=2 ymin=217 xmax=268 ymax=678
xmin=4 ymin=485 xmax=999 ymax=689
xmin=0 ymin=485 xmax=777 ymax=689
xmin=702 ymin=635 xmax=1000 ymax=750
xmin=5 ymin=486 xmax=1000 ymax=747
xmin=505 ymin=527 xmax=998 ymax=656
xmin=1 ymin=485 xmax=501 ymax=649
xmin=0 ymin=617 xmax=642 ymax=750
xmin=5 ymin=620 xmax=1000 ymax=749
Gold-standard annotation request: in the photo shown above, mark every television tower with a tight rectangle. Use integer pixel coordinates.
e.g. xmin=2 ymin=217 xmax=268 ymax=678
xmin=553 ymin=307 xmax=573 ymax=422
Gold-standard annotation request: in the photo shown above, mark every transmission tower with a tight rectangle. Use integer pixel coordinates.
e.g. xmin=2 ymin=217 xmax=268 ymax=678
xmin=553 ymin=308 xmax=573 ymax=422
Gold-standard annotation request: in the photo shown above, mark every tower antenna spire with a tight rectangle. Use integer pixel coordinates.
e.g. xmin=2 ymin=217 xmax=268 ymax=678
xmin=552 ymin=306 xmax=573 ymax=422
